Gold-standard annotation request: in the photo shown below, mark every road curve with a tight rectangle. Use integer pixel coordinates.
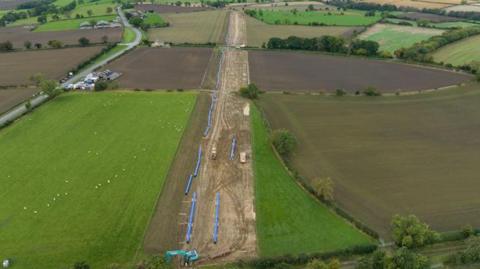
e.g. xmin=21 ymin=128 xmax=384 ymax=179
xmin=0 ymin=7 xmax=142 ymax=128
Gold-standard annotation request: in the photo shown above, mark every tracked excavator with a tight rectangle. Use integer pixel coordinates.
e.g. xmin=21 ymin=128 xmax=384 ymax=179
xmin=165 ymin=249 xmax=199 ymax=266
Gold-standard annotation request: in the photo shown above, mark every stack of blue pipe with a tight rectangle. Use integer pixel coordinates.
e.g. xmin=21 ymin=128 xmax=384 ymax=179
xmin=194 ymin=145 xmax=202 ymax=177
xmin=229 ymin=136 xmax=236 ymax=160
xmin=186 ymin=192 xmax=197 ymax=243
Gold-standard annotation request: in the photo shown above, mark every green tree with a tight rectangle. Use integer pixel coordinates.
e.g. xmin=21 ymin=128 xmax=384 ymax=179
xmin=94 ymin=81 xmax=109 ymax=91
xmin=271 ymin=129 xmax=297 ymax=157
xmin=391 ymin=214 xmax=439 ymax=249
xmin=30 ymin=73 xmax=45 ymax=86
xmin=388 ymin=247 xmax=430 ymax=269
xmin=239 ymin=83 xmax=260 ymax=99
xmin=87 ymin=9 xmax=93 ymax=16
xmin=78 ymin=37 xmax=90 ymax=47
xmin=24 ymin=40 xmax=32 ymax=49
xmin=313 ymin=177 xmax=334 ymax=202
xmin=106 ymin=6 xmax=113 ymax=14
xmin=0 ymin=41 xmax=14 ymax=52
xmin=307 ymin=259 xmax=328 ymax=269
xmin=40 ymin=79 xmax=61 ymax=97
xmin=37 ymin=15 xmax=47 ymax=24
xmin=47 ymin=40 xmax=63 ymax=48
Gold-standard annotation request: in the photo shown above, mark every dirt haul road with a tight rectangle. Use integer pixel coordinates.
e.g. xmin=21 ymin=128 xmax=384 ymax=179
xmin=180 ymin=11 xmax=257 ymax=263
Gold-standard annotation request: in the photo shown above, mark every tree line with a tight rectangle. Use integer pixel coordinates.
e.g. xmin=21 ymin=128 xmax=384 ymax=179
xmin=265 ymin=36 xmax=381 ymax=57
xmin=395 ymin=26 xmax=480 ymax=63
xmin=0 ymin=36 xmax=109 ymax=52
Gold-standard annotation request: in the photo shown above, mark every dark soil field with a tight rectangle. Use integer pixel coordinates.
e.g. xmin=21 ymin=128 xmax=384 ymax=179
xmin=143 ymin=92 xmax=209 ymax=254
xmin=257 ymin=84 xmax=480 ymax=239
xmin=105 ymin=47 xmax=213 ymax=89
xmin=135 ymin=3 xmax=211 ymax=13
xmin=0 ymin=88 xmax=38 ymax=115
xmin=0 ymin=0 xmax=30 ymax=9
xmin=396 ymin=11 xmax=461 ymax=22
xmin=0 ymin=46 xmax=105 ymax=86
xmin=249 ymin=51 xmax=471 ymax=92
xmin=0 ymin=27 xmax=122 ymax=49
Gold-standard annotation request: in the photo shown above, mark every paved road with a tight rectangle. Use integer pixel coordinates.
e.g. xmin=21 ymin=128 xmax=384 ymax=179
xmin=0 ymin=7 xmax=141 ymax=128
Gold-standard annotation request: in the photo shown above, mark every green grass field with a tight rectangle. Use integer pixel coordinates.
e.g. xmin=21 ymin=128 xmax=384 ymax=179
xmin=250 ymin=9 xmax=381 ymax=26
xmin=34 ymin=15 xmax=115 ymax=31
xmin=148 ymin=10 xmax=228 ymax=44
xmin=385 ymin=18 xmax=480 ymax=29
xmin=251 ymin=105 xmax=373 ymax=257
xmin=123 ymin=27 xmax=136 ymax=43
xmin=245 ymin=15 xmax=361 ymax=47
xmin=257 ymin=84 xmax=480 ymax=238
xmin=0 ymin=92 xmax=196 ymax=268
xmin=143 ymin=13 xmax=166 ymax=26
xmin=359 ymin=24 xmax=443 ymax=53
xmin=432 ymin=34 xmax=480 ymax=65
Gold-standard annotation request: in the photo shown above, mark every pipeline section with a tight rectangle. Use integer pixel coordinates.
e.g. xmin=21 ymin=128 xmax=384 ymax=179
xmin=186 ymin=192 xmax=198 ymax=243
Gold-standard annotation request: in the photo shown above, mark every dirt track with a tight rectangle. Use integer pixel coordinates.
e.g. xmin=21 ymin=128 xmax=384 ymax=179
xmin=180 ymin=11 xmax=257 ymax=262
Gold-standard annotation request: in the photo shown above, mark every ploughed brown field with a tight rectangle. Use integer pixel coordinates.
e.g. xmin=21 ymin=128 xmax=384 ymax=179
xmin=0 ymin=46 xmax=105 ymax=86
xmin=257 ymin=84 xmax=480 ymax=238
xmin=135 ymin=3 xmax=211 ymax=13
xmin=105 ymin=47 xmax=213 ymax=89
xmin=0 ymin=0 xmax=30 ymax=9
xmin=249 ymin=50 xmax=471 ymax=92
xmin=0 ymin=27 xmax=122 ymax=49
xmin=0 ymin=88 xmax=38 ymax=115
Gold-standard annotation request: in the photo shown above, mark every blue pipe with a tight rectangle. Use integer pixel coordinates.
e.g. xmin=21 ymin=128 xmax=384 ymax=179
xmin=193 ymin=145 xmax=202 ymax=177
xmin=186 ymin=192 xmax=197 ymax=243
xmin=229 ymin=136 xmax=236 ymax=160
xmin=213 ymin=192 xmax=220 ymax=243
xmin=184 ymin=174 xmax=194 ymax=195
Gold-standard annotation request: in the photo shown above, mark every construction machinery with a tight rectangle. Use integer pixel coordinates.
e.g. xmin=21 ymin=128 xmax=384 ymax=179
xmin=165 ymin=249 xmax=199 ymax=266
xmin=211 ymin=144 xmax=217 ymax=160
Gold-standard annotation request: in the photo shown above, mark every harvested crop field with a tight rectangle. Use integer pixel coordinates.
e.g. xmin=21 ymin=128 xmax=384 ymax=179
xmin=104 ymin=47 xmax=213 ymax=89
xmin=246 ymin=15 xmax=362 ymax=47
xmin=432 ymin=34 xmax=480 ymax=66
xmin=445 ymin=4 xmax=480 ymax=12
xmin=0 ymin=92 xmax=196 ymax=269
xmin=148 ymin=10 xmax=228 ymax=44
xmin=249 ymin=50 xmax=471 ymax=92
xmin=358 ymin=0 xmax=452 ymax=8
xmin=0 ymin=27 xmax=122 ymax=49
xmin=257 ymin=84 xmax=480 ymax=238
xmin=0 ymin=46 xmax=105 ymax=86
xmin=358 ymin=24 xmax=444 ymax=53
xmin=393 ymin=11 xmax=461 ymax=22
xmin=135 ymin=3 xmax=211 ymax=13
xmin=0 ymin=88 xmax=38 ymax=115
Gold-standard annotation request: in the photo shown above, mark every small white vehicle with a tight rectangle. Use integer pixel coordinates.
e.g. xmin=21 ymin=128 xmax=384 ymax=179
xmin=240 ymin=152 xmax=247 ymax=164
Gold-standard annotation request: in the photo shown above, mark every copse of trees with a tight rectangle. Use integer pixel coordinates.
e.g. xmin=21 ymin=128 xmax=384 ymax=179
xmin=0 ymin=41 xmax=14 ymax=52
xmin=395 ymin=26 xmax=480 ymax=62
xmin=445 ymin=236 xmax=480 ymax=266
xmin=357 ymin=248 xmax=430 ymax=269
xmin=391 ymin=214 xmax=439 ymax=249
xmin=239 ymin=83 xmax=260 ymax=99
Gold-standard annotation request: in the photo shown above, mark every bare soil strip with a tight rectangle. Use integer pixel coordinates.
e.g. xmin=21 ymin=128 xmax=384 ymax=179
xmin=182 ymin=11 xmax=257 ymax=263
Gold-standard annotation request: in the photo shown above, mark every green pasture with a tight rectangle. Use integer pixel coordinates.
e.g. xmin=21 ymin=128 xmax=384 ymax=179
xmin=359 ymin=24 xmax=443 ymax=53
xmin=0 ymin=92 xmax=196 ymax=269
xmin=251 ymin=105 xmax=373 ymax=257
xmin=143 ymin=12 xmax=166 ymax=26
xmin=432 ymin=34 xmax=480 ymax=65
xmin=250 ymin=9 xmax=381 ymax=26
xmin=34 ymin=15 xmax=115 ymax=31
xmin=123 ymin=27 xmax=136 ymax=43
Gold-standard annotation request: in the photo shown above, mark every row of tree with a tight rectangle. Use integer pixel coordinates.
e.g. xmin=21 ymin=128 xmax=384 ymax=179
xmin=0 ymin=36 xmax=109 ymax=52
xmin=395 ymin=26 xmax=480 ymax=62
xmin=265 ymin=36 xmax=381 ymax=57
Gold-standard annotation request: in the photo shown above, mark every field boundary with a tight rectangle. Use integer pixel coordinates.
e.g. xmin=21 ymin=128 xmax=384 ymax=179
xmin=253 ymin=101 xmax=381 ymax=241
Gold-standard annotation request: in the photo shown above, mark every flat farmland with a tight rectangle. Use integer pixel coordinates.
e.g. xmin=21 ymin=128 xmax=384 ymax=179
xmin=257 ymin=84 xmax=480 ymax=238
xmin=432 ymin=35 xmax=480 ymax=66
xmin=251 ymin=105 xmax=373 ymax=256
xmin=249 ymin=50 xmax=471 ymax=92
xmin=0 ymin=46 xmax=105 ymax=86
xmin=250 ymin=9 xmax=381 ymax=26
xmin=35 ymin=15 xmax=116 ymax=32
xmin=392 ymin=11 xmax=461 ymax=22
xmin=0 ymin=88 xmax=38 ymax=115
xmin=357 ymin=0 xmax=452 ymax=9
xmin=135 ymin=3 xmax=211 ymax=13
xmin=148 ymin=10 xmax=228 ymax=44
xmin=445 ymin=4 xmax=480 ymax=12
xmin=104 ymin=47 xmax=212 ymax=89
xmin=359 ymin=24 xmax=444 ymax=53
xmin=0 ymin=27 xmax=122 ymax=49
xmin=0 ymin=92 xmax=196 ymax=268
xmin=246 ymin=15 xmax=362 ymax=47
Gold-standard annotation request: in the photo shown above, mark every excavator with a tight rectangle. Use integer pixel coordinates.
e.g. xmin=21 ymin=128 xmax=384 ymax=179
xmin=165 ymin=249 xmax=199 ymax=266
